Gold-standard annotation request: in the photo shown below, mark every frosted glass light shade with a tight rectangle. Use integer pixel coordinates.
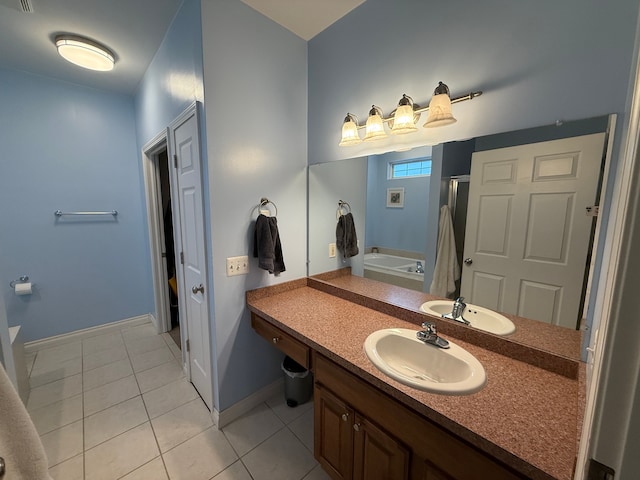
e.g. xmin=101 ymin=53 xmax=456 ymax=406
xmin=424 ymin=93 xmax=457 ymax=127
xmin=339 ymin=115 xmax=362 ymax=146
xmin=55 ymin=36 xmax=115 ymax=71
xmin=390 ymin=103 xmax=418 ymax=135
xmin=363 ymin=108 xmax=387 ymax=142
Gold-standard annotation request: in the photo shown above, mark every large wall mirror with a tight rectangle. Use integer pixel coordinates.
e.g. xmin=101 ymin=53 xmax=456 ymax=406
xmin=308 ymin=114 xmax=614 ymax=359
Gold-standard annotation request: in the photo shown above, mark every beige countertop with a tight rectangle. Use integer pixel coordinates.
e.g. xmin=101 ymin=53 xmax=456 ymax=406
xmin=247 ymin=278 xmax=582 ymax=480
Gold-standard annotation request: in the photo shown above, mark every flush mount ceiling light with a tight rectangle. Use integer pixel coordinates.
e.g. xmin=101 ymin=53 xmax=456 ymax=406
xmin=338 ymin=82 xmax=482 ymax=146
xmin=55 ymin=35 xmax=115 ymax=72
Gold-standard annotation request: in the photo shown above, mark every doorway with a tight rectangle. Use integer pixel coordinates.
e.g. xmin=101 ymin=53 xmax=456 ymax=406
xmin=141 ymin=102 xmax=213 ymax=411
xmin=156 ymin=148 xmax=181 ymax=350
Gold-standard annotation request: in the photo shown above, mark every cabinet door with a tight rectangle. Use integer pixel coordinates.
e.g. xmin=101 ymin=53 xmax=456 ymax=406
xmin=315 ymin=385 xmax=354 ymax=480
xmin=411 ymin=456 xmax=455 ymax=480
xmin=352 ymin=413 xmax=409 ymax=480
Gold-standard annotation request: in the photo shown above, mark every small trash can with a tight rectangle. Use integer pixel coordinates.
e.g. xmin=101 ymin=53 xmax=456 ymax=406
xmin=282 ymin=356 xmax=313 ymax=407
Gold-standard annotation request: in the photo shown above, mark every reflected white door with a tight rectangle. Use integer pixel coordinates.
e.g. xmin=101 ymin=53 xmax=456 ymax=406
xmin=460 ymin=133 xmax=606 ymax=328
xmin=171 ymin=106 xmax=212 ymax=409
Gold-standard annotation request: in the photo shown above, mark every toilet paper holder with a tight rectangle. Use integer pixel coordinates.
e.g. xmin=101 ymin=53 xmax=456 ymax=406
xmin=9 ymin=276 xmax=30 ymax=288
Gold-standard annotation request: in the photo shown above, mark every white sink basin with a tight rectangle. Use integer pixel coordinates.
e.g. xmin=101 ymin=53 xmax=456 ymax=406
xmin=364 ymin=328 xmax=486 ymax=395
xmin=420 ymin=300 xmax=516 ymax=336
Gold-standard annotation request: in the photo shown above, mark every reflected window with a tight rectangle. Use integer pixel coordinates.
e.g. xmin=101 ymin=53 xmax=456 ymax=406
xmin=390 ymin=158 xmax=432 ymax=178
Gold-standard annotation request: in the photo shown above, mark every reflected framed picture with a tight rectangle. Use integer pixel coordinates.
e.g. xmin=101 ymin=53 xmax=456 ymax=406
xmin=386 ymin=187 xmax=404 ymax=208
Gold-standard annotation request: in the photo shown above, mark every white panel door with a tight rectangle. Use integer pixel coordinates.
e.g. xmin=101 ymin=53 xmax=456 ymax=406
xmin=171 ymin=106 xmax=212 ymax=409
xmin=461 ymin=133 xmax=606 ymax=328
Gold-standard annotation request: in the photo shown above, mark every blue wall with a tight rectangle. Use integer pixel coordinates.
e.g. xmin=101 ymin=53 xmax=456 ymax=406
xmin=0 ymin=68 xmax=152 ymax=341
xmin=133 ymin=0 xmax=208 ymax=318
xmin=201 ymin=0 xmax=308 ymax=411
xmin=366 ymin=147 xmax=432 ymax=254
xmin=308 ymin=0 xmax=639 ymax=164
xmin=134 ymin=0 xmax=205 ymax=146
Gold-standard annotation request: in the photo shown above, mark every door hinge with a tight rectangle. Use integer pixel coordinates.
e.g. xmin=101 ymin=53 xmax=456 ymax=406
xmin=186 ymin=339 xmax=190 ymax=352
xmin=586 ymin=205 xmax=599 ymax=217
xmin=180 ymin=251 xmax=184 ymax=264
xmin=173 ymin=154 xmax=178 ymax=168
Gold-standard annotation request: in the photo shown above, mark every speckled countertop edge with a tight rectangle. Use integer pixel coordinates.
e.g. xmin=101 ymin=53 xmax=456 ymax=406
xmin=247 ymin=281 xmax=580 ymax=480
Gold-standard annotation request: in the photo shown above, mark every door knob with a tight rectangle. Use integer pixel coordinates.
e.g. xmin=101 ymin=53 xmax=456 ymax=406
xmin=0 ymin=456 xmax=5 ymax=477
xmin=192 ymin=284 xmax=205 ymax=294
xmin=464 ymin=258 xmax=473 ymax=265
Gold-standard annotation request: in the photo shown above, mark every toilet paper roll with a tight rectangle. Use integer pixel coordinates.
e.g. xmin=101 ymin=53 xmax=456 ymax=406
xmin=15 ymin=282 xmax=32 ymax=296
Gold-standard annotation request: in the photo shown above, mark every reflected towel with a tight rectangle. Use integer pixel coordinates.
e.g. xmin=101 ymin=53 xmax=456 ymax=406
xmin=336 ymin=212 xmax=359 ymax=259
xmin=253 ymin=214 xmax=286 ymax=275
xmin=430 ymin=205 xmax=460 ymax=297
xmin=0 ymin=363 xmax=53 ymax=480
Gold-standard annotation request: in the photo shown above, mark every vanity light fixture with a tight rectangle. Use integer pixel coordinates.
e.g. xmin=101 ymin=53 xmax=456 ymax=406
xmin=339 ymin=113 xmax=362 ymax=146
xmin=338 ymin=82 xmax=482 ymax=146
xmin=390 ymin=94 xmax=419 ymax=135
xmin=363 ymin=105 xmax=388 ymax=141
xmin=424 ymin=81 xmax=456 ymax=127
xmin=55 ymin=35 xmax=115 ymax=72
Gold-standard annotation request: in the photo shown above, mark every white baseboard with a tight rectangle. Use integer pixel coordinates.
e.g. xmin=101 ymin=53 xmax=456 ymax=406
xmin=24 ymin=314 xmax=153 ymax=353
xmin=212 ymin=378 xmax=284 ymax=429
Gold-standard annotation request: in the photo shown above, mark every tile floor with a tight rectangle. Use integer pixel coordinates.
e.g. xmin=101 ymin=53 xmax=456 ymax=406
xmin=24 ymin=321 xmax=329 ymax=480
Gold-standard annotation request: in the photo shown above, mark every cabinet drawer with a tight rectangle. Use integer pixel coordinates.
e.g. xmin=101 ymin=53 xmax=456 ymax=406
xmin=251 ymin=313 xmax=310 ymax=369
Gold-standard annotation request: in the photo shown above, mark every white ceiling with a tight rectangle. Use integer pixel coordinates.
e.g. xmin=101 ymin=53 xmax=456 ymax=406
xmin=0 ymin=0 xmax=365 ymax=95
xmin=240 ymin=0 xmax=365 ymax=40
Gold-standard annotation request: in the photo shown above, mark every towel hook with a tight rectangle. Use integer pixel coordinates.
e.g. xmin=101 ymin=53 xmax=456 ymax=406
xmin=336 ymin=200 xmax=351 ymax=220
xmin=259 ymin=197 xmax=278 ymax=217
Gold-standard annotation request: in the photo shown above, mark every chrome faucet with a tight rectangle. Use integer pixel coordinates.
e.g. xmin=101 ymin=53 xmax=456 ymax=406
xmin=443 ymin=297 xmax=470 ymax=325
xmin=416 ymin=321 xmax=450 ymax=349
xmin=415 ymin=261 xmax=424 ymax=274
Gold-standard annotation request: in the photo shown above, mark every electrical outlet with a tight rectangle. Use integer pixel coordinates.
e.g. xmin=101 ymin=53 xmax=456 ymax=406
xmin=329 ymin=243 xmax=336 ymax=258
xmin=226 ymin=255 xmax=249 ymax=276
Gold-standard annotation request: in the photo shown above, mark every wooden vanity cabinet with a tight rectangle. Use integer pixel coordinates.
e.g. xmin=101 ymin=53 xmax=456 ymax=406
xmin=250 ymin=314 xmax=527 ymax=480
xmin=313 ymin=352 xmax=526 ymax=480
xmin=315 ymin=384 xmax=409 ymax=480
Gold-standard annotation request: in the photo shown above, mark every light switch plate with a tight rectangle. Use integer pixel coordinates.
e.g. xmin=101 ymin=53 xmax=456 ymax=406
xmin=227 ymin=255 xmax=249 ymax=276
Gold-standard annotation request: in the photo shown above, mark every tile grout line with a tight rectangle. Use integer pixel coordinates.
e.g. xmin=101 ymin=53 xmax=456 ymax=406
xmin=126 ymin=330 xmax=172 ymax=480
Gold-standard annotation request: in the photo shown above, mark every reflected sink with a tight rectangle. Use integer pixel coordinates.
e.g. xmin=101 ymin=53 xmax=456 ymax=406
xmin=420 ymin=300 xmax=516 ymax=336
xmin=364 ymin=328 xmax=486 ymax=395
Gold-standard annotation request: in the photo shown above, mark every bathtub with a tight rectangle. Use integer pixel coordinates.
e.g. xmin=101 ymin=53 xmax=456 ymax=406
xmin=363 ymin=253 xmax=425 ymax=287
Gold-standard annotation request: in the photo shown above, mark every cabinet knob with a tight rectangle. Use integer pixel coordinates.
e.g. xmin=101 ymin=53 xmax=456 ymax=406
xmin=341 ymin=413 xmax=349 ymax=422
xmin=272 ymin=337 xmax=280 ymax=344
xmin=353 ymin=423 xmax=361 ymax=432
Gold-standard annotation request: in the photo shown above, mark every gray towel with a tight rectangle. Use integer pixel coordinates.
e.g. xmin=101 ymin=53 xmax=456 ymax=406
xmin=253 ymin=214 xmax=286 ymax=275
xmin=336 ymin=212 xmax=359 ymax=259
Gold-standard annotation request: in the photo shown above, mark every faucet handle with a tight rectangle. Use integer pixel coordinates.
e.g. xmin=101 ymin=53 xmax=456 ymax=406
xmin=455 ymin=297 xmax=465 ymax=303
xmin=421 ymin=321 xmax=437 ymax=334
